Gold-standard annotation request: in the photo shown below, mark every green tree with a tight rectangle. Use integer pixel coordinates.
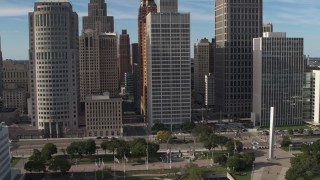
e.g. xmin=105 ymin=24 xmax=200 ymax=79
xmin=227 ymin=154 xmax=245 ymax=171
xmin=214 ymin=154 xmax=227 ymax=165
xmin=106 ymin=138 xmax=121 ymax=155
xmin=101 ymin=140 xmax=108 ymax=154
xmin=226 ymin=140 xmax=243 ymax=153
xmin=24 ymin=161 xmax=34 ymax=172
xmin=156 ymin=130 xmax=171 ymax=143
xmin=66 ymin=142 xmax=80 ymax=157
xmin=281 ymin=136 xmax=292 ymax=147
xmin=130 ymin=138 xmax=147 ymax=157
xmin=242 ymin=152 xmax=255 ymax=167
xmin=184 ymin=163 xmax=203 ymax=180
xmin=298 ymin=128 xmax=304 ymax=134
xmin=41 ymin=143 xmax=57 ymax=160
xmin=308 ymin=129 xmax=314 ymax=136
xmin=192 ymin=125 xmax=211 ymax=142
xmin=116 ymin=140 xmax=130 ymax=157
xmin=84 ymin=139 xmax=96 ymax=155
xmin=49 ymin=158 xmax=71 ymax=173
xmin=148 ymin=142 xmax=160 ymax=156
xmin=288 ymin=129 xmax=294 ymax=136
xmin=29 ymin=149 xmax=45 ymax=162
xmin=151 ymin=123 xmax=167 ymax=132
xmin=181 ymin=121 xmax=196 ymax=132
xmin=24 ymin=160 xmax=46 ymax=172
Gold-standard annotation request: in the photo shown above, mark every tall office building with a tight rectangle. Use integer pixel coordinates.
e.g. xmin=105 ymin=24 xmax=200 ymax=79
xmin=131 ymin=43 xmax=139 ymax=64
xmin=214 ymin=0 xmax=263 ymax=118
xmin=194 ymin=38 xmax=214 ymax=95
xmin=0 ymin=123 xmax=11 ymax=180
xmin=0 ymin=37 xmax=3 ymax=97
xmin=205 ymin=74 xmax=215 ymax=107
xmin=138 ymin=0 xmax=157 ymax=117
xmin=83 ymin=0 xmax=114 ymax=33
xmin=29 ymin=0 xmax=80 ymax=138
xmin=252 ymin=32 xmax=304 ymax=127
xmin=146 ymin=0 xmax=191 ymax=130
xmin=80 ymin=0 xmax=118 ymax=101
xmin=119 ymin=29 xmax=131 ymax=86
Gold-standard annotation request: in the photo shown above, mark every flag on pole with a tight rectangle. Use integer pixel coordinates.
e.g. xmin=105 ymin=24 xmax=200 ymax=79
xmin=234 ymin=141 xmax=237 ymax=151
xmin=114 ymin=156 xmax=120 ymax=163
xmin=124 ymin=154 xmax=129 ymax=163
xmin=102 ymin=159 xmax=105 ymax=166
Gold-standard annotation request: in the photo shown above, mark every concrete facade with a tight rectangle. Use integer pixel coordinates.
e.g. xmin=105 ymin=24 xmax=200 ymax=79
xmin=214 ymin=0 xmax=263 ymax=118
xmin=194 ymin=38 xmax=214 ymax=95
xmin=85 ymin=93 xmax=122 ymax=137
xmin=29 ymin=0 xmax=80 ymax=137
xmin=2 ymin=60 xmax=29 ymax=114
xmin=253 ymin=32 xmax=304 ymax=127
xmin=205 ymin=74 xmax=215 ymax=107
xmin=146 ymin=0 xmax=191 ymax=130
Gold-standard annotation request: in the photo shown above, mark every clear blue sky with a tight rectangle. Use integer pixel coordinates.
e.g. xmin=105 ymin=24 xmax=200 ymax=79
xmin=0 ymin=0 xmax=319 ymax=60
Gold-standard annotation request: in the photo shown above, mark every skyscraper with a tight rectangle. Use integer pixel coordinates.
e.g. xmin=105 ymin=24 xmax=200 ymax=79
xmin=146 ymin=0 xmax=191 ymax=130
xmin=119 ymin=29 xmax=131 ymax=87
xmin=131 ymin=43 xmax=139 ymax=64
xmin=29 ymin=0 xmax=80 ymax=138
xmin=0 ymin=123 xmax=11 ymax=180
xmin=252 ymin=32 xmax=304 ymax=126
xmin=194 ymin=38 xmax=214 ymax=96
xmin=80 ymin=0 xmax=118 ymax=101
xmin=214 ymin=0 xmax=263 ymax=118
xmin=138 ymin=0 xmax=157 ymax=118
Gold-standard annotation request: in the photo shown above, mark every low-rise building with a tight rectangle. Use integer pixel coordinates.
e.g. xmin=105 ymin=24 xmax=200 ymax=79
xmin=85 ymin=92 xmax=122 ymax=137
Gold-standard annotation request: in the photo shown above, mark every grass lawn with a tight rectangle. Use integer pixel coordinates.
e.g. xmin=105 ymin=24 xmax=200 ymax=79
xmin=232 ymin=170 xmax=252 ymax=180
xmin=11 ymin=157 xmax=21 ymax=167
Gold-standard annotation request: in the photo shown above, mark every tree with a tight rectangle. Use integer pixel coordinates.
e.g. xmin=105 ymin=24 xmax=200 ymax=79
xmin=298 ymin=128 xmax=304 ymax=134
xmin=106 ymin=138 xmax=121 ymax=155
xmin=181 ymin=121 xmax=196 ymax=132
xmin=24 ymin=160 xmax=46 ymax=172
xmin=24 ymin=161 xmax=34 ymax=172
xmin=41 ymin=143 xmax=57 ymax=160
xmin=192 ymin=125 xmax=211 ymax=142
xmin=29 ymin=149 xmax=44 ymax=162
xmin=308 ymin=129 xmax=314 ymax=136
xmin=116 ymin=140 xmax=130 ymax=157
xmin=288 ymin=129 xmax=294 ymax=136
xmin=281 ymin=136 xmax=292 ymax=147
xmin=148 ymin=142 xmax=160 ymax=156
xmin=184 ymin=163 xmax=203 ymax=180
xmin=227 ymin=154 xmax=245 ymax=171
xmin=130 ymin=138 xmax=147 ymax=157
xmin=49 ymin=158 xmax=71 ymax=173
xmin=242 ymin=152 xmax=255 ymax=167
xmin=156 ymin=130 xmax=171 ymax=143
xmin=226 ymin=140 xmax=243 ymax=153
xmin=151 ymin=123 xmax=167 ymax=132
xmin=214 ymin=154 xmax=227 ymax=165
xmin=66 ymin=142 xmax=80 ymax=157
xmin=101 ymin=140 xmax=108 ymax=154
xmin=84 ymin=139 xmax=96 ymax=155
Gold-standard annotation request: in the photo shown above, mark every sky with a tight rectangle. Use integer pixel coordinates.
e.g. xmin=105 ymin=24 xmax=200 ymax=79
xmin=0 ymin=0 xmax=320 ymax=60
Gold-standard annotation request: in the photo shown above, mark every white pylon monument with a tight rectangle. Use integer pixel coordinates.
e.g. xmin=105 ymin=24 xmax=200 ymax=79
xmin=269 ymin=107 xmax=275 ymax=160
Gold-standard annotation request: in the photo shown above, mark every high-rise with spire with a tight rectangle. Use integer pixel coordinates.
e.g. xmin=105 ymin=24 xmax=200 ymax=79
xmin=80 ymin=0 xmax=118 ymax=102
xmin=29 ymin=0 xmax=80 ymax=138
xmin=138 ymin=0 xmax=157 ymax=119
xmin=214 ymin=0 xmax=263 ymax=119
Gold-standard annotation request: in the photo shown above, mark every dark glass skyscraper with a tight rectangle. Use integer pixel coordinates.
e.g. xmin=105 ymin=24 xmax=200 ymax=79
xmin=214 ymin=0 xmax=263 ymax=118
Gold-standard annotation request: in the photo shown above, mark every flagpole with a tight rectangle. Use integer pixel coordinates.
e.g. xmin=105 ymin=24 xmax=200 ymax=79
xmin=170 ymin=147 xmax=172 ymax=169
